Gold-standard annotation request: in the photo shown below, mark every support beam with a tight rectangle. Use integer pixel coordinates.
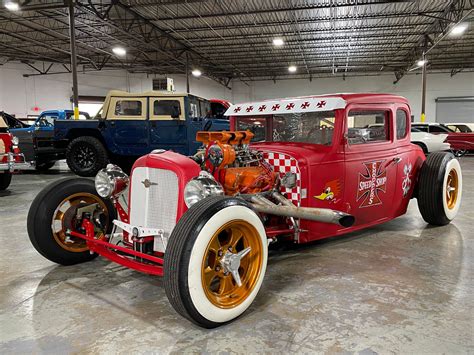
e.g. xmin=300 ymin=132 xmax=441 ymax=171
xmin=68 ymin=0 xmax=79 ymax=120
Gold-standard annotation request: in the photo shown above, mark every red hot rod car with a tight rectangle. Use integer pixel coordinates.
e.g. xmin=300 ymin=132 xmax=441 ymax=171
xmin=0 ymin=115 xmax=29 ymax=190
xmin=28 ymin=93 xmax=463 ymax=328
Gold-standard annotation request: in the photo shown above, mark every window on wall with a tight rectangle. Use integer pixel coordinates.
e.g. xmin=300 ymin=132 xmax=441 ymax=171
xmin=153 ymin=100 xmax=181 ymax=117
xmin=396 ymin=109 xmax=408 ymax=139
xmin=114 ymin=100 xmax=142 ymax=116
xmin=347 ymin=110 xmax=390 ymax=144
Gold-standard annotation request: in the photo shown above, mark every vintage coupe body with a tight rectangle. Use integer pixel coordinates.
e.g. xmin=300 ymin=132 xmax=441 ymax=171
xmin=28 ymin=93 xmax=463 ymax=328
xmin=0 ymin=115 xmax=30 ymax=190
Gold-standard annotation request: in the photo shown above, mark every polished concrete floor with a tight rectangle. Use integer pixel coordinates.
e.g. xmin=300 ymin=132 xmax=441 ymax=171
xmin=1 ymin=158 xmax=473 ymax=354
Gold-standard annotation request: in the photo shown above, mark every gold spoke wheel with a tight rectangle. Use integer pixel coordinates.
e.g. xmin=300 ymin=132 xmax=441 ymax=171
xmin=201 ymin=219 xmax=263 ymax=309
xmin=446 ymin=168 xmax=459 ymax=210
xmin=51 ymin=193 xmax=109 ymax=252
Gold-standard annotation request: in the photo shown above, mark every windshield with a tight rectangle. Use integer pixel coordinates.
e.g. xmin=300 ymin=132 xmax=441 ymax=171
xmin=235 ymin=111 xmax=336 ymax=145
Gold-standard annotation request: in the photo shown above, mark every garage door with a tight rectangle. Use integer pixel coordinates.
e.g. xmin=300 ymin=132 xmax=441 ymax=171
xmin=436 ymin=97 xmax=474 ymax=123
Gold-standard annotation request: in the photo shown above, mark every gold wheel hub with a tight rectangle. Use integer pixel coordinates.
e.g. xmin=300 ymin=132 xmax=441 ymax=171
xmin=201 ymin=220 xmax=263 ymax=309
xmin=446 ymin=168 xmax=459 ymax=210
xmin=51 ymin=193 xmax=109 ymax=252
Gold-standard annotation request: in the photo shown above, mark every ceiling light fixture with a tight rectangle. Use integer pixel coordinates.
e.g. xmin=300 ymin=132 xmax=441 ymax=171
xmin=450 ymin=23 xmax=468 ymax=36
xmin=5 ymin=1 xmax=20 ymax=11
xmin=192 ymin=69 xmax=202 ymax=77
xmin=417 ymin=59 xmax=426 ymax=67
xmin=112 ymin=47 xmax=126 ymax=56
xmin=288 ymin=65 xmax=297 ymax=73
xmin=273 ymin=38 xmax=284 ymax=46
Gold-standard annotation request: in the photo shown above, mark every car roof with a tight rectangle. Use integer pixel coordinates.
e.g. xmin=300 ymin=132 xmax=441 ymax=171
xmin=226 ymin=93 xmax=409 ymax=116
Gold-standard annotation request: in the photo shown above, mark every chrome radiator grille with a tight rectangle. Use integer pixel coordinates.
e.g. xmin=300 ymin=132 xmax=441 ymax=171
xmin=129 ymin=167 xmax=179 ymax=252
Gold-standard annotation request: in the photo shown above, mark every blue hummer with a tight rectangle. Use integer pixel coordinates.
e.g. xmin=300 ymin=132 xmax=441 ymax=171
xmin=54 ymin=91 xmax=230 ymax=176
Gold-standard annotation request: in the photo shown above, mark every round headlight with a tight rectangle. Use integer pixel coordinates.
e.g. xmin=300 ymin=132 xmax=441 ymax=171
xmin=184 ymin=171 xmax=224 ymax=207
xmin=95 ymin=164 xmax=129 ymax=198
xmin=12 ymin=136 xmax=19 ymax=146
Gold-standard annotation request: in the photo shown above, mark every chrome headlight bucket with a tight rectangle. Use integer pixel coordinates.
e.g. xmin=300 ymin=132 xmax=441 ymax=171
xmin=184 ymin=171 xmax=224 ymax=207
xmin=95 ymin=164 xmax=129 ymax=199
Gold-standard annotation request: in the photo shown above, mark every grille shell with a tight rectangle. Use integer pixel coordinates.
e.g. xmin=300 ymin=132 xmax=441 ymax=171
xmin=129 ymin=167 xmax=179 ymax=252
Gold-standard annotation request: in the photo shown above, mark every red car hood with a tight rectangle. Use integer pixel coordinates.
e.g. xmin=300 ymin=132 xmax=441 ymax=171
xmin=251 ymin=142 xmax=329 ymax=166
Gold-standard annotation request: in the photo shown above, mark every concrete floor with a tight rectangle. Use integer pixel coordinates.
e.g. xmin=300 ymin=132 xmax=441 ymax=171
xmin=1 ymin=158 xmax=473 ymax=354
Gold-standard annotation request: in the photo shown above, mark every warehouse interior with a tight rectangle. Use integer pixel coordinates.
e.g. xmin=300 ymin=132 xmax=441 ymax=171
xmin=0 ymin=0 xmax=473 ymax=353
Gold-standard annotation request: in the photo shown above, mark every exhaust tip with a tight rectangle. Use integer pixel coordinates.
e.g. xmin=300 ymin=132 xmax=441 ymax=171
xmin=339 ymin=215 xmax=355 ymax=228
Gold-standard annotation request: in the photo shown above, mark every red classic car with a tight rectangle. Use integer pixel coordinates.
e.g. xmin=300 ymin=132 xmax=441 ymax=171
xmin=28 ymin=93 xmax=463 ymax=328
xmin=0 ymin=115 xmax=29 ymax=190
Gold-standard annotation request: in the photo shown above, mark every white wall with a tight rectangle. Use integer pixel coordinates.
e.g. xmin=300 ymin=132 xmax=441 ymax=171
xmin=0 ymin=62 xmax=232 ymax=117
xmin=230 ymin=72 xmax=474 ymax=122
xmin=1 ymin=61 xmax=472 ymax=122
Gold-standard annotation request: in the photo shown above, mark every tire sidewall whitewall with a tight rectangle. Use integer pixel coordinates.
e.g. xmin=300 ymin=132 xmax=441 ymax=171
xmin=187 ymin=205 xmax=267 ymax=323
xmin=442 ymin=158 xmax=462 ymax=220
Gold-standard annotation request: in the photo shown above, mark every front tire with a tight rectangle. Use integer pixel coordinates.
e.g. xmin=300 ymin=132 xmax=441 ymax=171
xmin=0 ymin=172 xmax=12 ymax=190
xmin=164 ymin=196 xmax=268 ymax=328
xmin=66 ymin=136 xmax=108 ymax=177
xmin=417 ymin=152 xmax=462 ymax=225
xmin=27 ymin=178 xmax=115 ymax=265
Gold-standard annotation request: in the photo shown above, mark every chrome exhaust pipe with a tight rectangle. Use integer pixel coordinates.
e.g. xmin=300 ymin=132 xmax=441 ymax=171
xmin=248 ymin=192 xmax=355 ymax=228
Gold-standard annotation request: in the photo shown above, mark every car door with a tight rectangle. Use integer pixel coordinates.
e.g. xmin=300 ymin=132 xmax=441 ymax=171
xmin=149 ymin=96 xmax=188 ymax=155
xmin=344 ymin=104 xmax=399 ymax=226
xmin=106 ymin=97 xmax=149 ymax=156
xmin=33 ymin=113 xmax=58 ymax=157
xmin=393 ymin=106 xmax=421 ymax=217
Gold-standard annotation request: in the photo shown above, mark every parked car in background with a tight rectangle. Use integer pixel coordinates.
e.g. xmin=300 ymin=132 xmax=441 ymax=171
xmin=28 ymin=93 xmax=463 ymax=328
xmin=444 ymin=123 xmax=474 ymax=133
xmin=0 ymin=115 xmax=30 ymax=190
xmin=412 ymin=122 xmax=454 ymax=134
xmin=7 ymin=110 xmax=90 ymax=171
xmin=54 ymin=90 xmax=230 ymax=177
xmin=410 ymin=127 xmax=450 ymax=154
xmin=412 ymin=122 xmax=474 ymax=156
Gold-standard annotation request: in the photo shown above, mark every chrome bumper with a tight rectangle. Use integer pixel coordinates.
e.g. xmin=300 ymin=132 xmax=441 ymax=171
xmin=0 ymin=152 xmax=31 ymax=172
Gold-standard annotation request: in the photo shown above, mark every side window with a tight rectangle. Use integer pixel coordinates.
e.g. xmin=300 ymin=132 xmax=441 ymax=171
xmin=414 ymin=125 xmax=428 ymax=132
xmin=37 ymin=115 xmax=56 ymax=127
xmin=199 ymin=100 xmax=210 ymax=118
xmin=347 ymin=110 xmax=390 ymax=145
xmin=114 ymin=100 xmax=142 ymax=116
xmin=429 ymin=125 xmax=448 ymax=133
xmin=108 ymin=98 xmax=146 ymax=120
xmin=150 ymin=98 xmax=184 ymax=120
xmin=396 ymin=109 xmax=408 ymax=139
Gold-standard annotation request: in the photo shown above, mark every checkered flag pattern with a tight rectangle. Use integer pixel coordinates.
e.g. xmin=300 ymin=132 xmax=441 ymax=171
xmin=263 ymin=152 xmax=301 ymax=206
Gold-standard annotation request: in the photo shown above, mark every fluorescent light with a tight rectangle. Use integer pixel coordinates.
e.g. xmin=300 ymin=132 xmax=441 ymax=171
xmin=450 ymin=23 xmax=468 ymax=36
xmin=288 ymin=65 xmax=297 ymax=73
xmin=5 ymin=1 xmax=20 ymax=11
xmin=417 ymin=59 xmax=426 ymax=67
xmin=192 ymin=69 xmax=202 ymax=77
xmin=112 ymin=47 xmax=126 ymax=56
xmin=273 ymin=38 xmax=284 ymax=46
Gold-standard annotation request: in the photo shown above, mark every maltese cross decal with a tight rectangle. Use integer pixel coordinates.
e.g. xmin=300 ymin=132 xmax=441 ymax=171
xmin=356 ymin=160 xmax=387 ymax=208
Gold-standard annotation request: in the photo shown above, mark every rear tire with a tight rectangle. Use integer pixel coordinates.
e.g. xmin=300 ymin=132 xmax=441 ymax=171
xmin=66 ymin=136 xmax=108 ymax=177
xmin=0 ymin=172 xmax=12 ymax=190
xmin=164 ymin=196 xmax=267 ymax=328
xmin=27 ymin=178 xmax=115 ymax=265
xmin=417 ymin=152 xmax=462 ymax=226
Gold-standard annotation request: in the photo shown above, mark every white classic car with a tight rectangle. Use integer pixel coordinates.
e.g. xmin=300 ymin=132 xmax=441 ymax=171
xmin=411 ymin=127 xmax=450 ymax=154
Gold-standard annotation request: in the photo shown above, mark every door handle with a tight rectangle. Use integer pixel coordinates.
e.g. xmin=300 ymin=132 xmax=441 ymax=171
xmin=393 ymin=157 xmax=402 ymax=164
